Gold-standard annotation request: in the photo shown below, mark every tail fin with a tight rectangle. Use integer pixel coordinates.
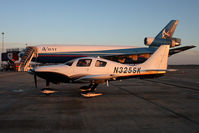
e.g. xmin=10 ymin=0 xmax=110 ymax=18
xmin=155 ymin=20 xmax=179 ymax=39
xmin=139 ymin=45 xmax=170 ymax=70
xmin=145 ymin=20 xmax=180 ymax=48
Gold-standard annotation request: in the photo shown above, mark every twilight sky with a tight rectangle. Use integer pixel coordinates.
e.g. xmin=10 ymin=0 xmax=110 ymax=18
xmin=0 ymin=0 xmax=199 ymax=64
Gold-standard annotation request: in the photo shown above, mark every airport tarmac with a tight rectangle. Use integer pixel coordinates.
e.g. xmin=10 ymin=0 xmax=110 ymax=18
xmin=0 ymin=65 xmax=199 ymax=133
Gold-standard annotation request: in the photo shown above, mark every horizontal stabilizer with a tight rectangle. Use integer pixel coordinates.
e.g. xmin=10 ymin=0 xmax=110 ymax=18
xmin=141 ymin=69 xmax=177 ymax=72
xmin=141 ymin=69 xmax=167 ymax=72
xmin=169 ymin=45 xmax=196 ymax=56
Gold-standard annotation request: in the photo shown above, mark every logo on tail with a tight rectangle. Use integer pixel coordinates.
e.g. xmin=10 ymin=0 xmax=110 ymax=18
xmin=156 ymin=20 xmax=179 ymax=39
xmin=162 ymin=29 xmax=170 ymax=39
xmin=144 ymin=20 xmax=181 ymax=48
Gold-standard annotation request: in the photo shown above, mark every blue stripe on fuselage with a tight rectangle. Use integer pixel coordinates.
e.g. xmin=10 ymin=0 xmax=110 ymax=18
xmin=34 ymin=47 xmax=156 ymax=63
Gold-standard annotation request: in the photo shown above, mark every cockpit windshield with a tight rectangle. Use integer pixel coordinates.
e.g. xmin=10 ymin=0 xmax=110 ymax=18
xmin=65 ymin=60 xmax=74 ymax=66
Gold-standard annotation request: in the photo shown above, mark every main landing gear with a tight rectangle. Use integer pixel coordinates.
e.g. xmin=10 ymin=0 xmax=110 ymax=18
xmin=41 ymin=80 xmax=56 ymax=96
xmin=40 ymin=81 xmax=102 ymax=97
xmin=80 ymin=83 xmax=103 ymax=97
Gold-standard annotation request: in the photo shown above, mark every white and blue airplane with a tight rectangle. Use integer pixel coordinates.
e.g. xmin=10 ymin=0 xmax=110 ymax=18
xmin=30 ymin=44 xmax=170 ymax=97
xmin=20 ymin=20 xmax=195 ymax=71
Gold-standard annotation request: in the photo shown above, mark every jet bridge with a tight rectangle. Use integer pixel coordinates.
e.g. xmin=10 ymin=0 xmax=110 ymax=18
xmin=18 ymin=46 xmax=38 ymax=71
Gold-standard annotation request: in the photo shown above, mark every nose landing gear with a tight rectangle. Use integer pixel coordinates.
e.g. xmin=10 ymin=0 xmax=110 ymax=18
xmin=41 ymin=80 xmax=56 ymax=96
xmin=80 ymin=83 xmax=103 ymax=97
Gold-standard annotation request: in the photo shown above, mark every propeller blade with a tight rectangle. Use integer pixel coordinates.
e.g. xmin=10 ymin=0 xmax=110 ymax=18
xmin=34 ymin=73 xmax=37 ymax=88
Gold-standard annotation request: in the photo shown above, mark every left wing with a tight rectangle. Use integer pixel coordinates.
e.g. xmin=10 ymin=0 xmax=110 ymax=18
xmin=74 ymin=74 xmax=118 ymax=82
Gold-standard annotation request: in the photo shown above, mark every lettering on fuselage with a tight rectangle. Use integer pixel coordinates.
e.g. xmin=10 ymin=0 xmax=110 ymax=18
xmin=42 ymin=47 xmax=57 ymax=52
xmin=113 ymin=67 xmax=141 ymax=74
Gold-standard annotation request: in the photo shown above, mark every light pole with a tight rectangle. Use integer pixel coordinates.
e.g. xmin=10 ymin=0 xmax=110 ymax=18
xmin=2 ymin=32 xmax=4 ymax=53
xmin=1 ymin=32 xmax=5 ymax=69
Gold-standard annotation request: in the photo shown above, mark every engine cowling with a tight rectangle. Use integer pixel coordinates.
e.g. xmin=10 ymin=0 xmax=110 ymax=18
xmin=170 ymin=38 xmax=181 ymax=47
xmin=144 ymin=37 xmax=155 ymax=46
xmin=144 ymin=37 xmax=181 ymax=47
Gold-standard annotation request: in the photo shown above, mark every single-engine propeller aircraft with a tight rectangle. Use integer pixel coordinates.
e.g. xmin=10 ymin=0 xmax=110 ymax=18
xmin=30 ymin=44 xmax=170 ymax=97
xmin=19 ymin=20 xmax=195 ymax=71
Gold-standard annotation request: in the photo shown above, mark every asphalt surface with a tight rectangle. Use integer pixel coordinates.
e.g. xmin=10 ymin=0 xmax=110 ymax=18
xmin=0 ymin=65 xmax=199 ymax=133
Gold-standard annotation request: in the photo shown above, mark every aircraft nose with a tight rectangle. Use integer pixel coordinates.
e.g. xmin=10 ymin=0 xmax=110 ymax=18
xmin=34 ymin=65 xmax=64 ymax=72
xmin=33 ymin=66 xmax=52 ymax=72
xmin=34 ymin=66 xmax=45 ymax=72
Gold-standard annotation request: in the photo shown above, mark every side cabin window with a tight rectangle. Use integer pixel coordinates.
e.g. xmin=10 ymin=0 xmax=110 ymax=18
xmin=77 ymin=59 xmax=92 ymax=67
xmin=95 ymin=60 xmax=107 ymax=67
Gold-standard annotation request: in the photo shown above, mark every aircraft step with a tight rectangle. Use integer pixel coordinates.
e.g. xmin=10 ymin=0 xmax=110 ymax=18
xmin=81 ymin=92 xmax=103 ymax=97
xmin=18 ymin=47 xmax=35 ymax=71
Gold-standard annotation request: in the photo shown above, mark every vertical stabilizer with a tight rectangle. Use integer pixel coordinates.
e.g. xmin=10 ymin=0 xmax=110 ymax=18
xmin=155 ymin=20 xmax=179 ymax=39
xmin=145 ymin=20 xmax=180 ymax=48
xmin=139 ymin=45 xmax=170 ymax=70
